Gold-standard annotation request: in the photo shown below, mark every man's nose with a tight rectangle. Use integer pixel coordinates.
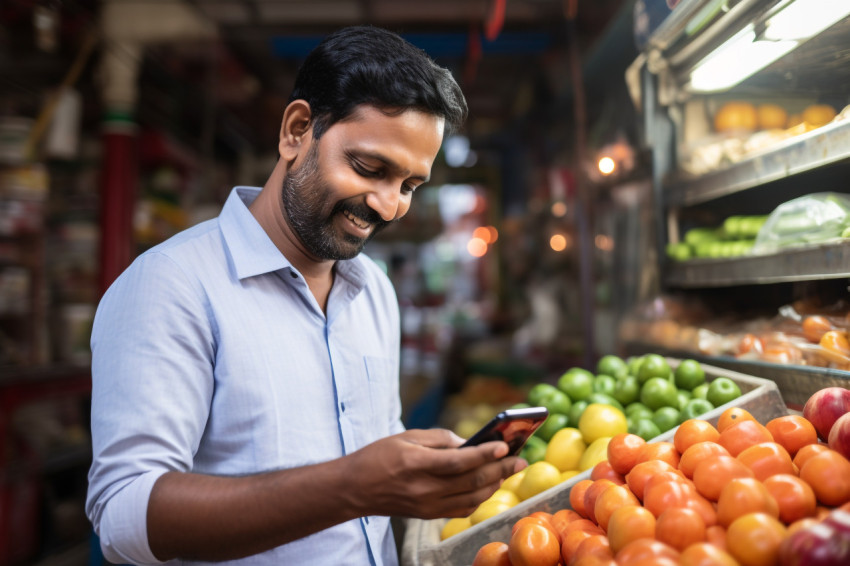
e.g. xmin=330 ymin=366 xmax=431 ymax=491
xmin=365 ymin=184 xmax=401 ymax=222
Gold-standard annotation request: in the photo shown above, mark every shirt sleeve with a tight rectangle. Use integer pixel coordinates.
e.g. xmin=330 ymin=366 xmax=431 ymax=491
xmin=86 ymin=251 xmax=216 ymax=565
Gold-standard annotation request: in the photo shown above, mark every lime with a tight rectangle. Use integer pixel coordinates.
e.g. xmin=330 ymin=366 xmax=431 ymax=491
xmin=578 ymin=437 xmax=612 ymax=471
xmin=706 ymin=377 xmax=742 ymax=407
xmin=516 ymin=461 xmax=562 ymax=500
xmin=593 ymin=374 xmax=617 ymax=396
xmin=679 ymin=398 xmax=715 ymax=422
xmin=540 ymin=389 xmax=572 ymax=416
xmin=535 ymin=412 xmax=569 ymax=442
xmin=625 ymin=401 xmax=653 ymax=419
xmin=521 ymin=435 xmax=547 ymax=464
xmin=578 ymin=403 xmax=628 ymax=444
xmin=627 ymin=355 xmax=645 ymax=377
xmin=652 ymin=406 xmax=681 ymax=433
xmin=567 ymin=400 xmax=589 ymax=428
xmin=692 ymin=383 xmax=709 ymax=400
xmin=586 ymin=392 xmax=624 ymax=412
xmin=674 ymin=359 xmax=706 ymax=391
xmin=544 ymin=427 xmax=586 ymax=472
xmin=676 ymin=390 xmax=692 ymax=411
xmin=528 ymin=383 xmax=559 ymax=407
xmin=640 ymin=377 xmax=679 ymax=411
xmin=638 ymin=354 xmax=671 ymax=385
xmin=629 ymin=418 xmax=662 ymax=441
xmin=557 ymin=368 xmax=594 ymax=401
xmin=612 ymin=375 xmax=640 ymax=406
xmin=597 ymin=354 xmax=629 ymax=379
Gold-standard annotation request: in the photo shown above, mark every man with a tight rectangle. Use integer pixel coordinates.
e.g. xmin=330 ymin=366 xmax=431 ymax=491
xmin=86 ymin=25 xmax=524 ymax=566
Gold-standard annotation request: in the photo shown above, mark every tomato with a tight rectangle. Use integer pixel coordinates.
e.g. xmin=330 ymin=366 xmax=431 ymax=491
xmin=819 ymin=330 xmax=850 ymax=363
xmin=550 ymin=508 xmax=582 ymax=535
xmin=615 ymin=538 xmax=679 ymax=564
xmin=716 ymin=477 xmax=780 ymax=527
xmin=590 ymin=460 xmax=626 ymax=485
xmin=802 ymin=315 xmax=833 ymax=343
xmin=705 ymin=525 xmax=727 ymax=551
xmin=508 ymin=522 xmax=561 ymax=566
xmin=656 ymin=507 xmax=706 ymax=551
xmin=472 ymin=541 xmax=511 ymax=566
xmin=725 ymin=512 xmax=786 ymax=566
xmin=511 ymin=516 xmax=559 ymax=541
xmin=792 ymin=443 xmax=830 ymax=470
xmin=572 ymin=534 xmax=613 ymax=564
xmin=606 ymin=432 xmax=646 ymax=475
xmin=626 ymin=459 xmax=678 ymax=501
xmin=606 ymin=505 xmax=656 ymax=555
xmin=643 ymin=477 xmax=696 ymax=518
xmin=560 ymin=522 xmax=602 ymax=564
xmin=570 ymin=479 xmax=594 ymax=519
xmin=736 ymin=441 xmax=795 ymax=481
xmin=737 ymin=333 xmax=764 ymax=356
xmin=593 ymin=484 xmax=639 ymax=531
xmin=718 ymin=419 xmax=774 ymax=457
xmin=674 ymin=419 xmax=720 ymax=454
xmin=679 ymin=542 xmax=740 ymax=566
xmin=679 ymin=441 xmax=730 ymax=479
xmin=798 ymin=449 xmax=850 ymax=506
xmin=635 ymin=441 xmax=680 ymax=469
xmin=765 ymin=415 xmax=818 ymax=457
xmin=762 ymin=473 xmax=817 ymax=524
xmin=583 ymin=479 xmax=617 ymax=524
xmin=717 ymin=407 xmax=756 ymax=433
xmin=693 ymin=454 xmax=755 ymax=501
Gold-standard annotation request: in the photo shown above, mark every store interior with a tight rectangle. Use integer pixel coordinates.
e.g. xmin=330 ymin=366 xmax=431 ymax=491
xmin=3 ymin=0 xmax=850 ymax=564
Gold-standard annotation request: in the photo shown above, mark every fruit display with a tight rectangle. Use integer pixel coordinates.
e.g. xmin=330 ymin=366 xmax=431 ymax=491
xmin=666 ymin=216 xmax=766 ymax=262
xmin=461 ymin=388 xmax=850 ymax=566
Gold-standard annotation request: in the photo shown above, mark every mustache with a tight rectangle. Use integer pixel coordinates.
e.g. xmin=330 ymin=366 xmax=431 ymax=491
xmin=333 ymin=201 xmax=392 ymax=229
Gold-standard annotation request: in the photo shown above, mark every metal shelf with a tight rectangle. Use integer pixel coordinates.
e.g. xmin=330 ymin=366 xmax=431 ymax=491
xmin=664 ymin=241 xmax=850 ymax=287
xmin=665 ymin=118 xmax=850 ymax=207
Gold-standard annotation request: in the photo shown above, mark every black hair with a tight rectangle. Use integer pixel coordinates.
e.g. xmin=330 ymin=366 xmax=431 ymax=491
xmin=288 ymin=26 xmax=467 ymax=139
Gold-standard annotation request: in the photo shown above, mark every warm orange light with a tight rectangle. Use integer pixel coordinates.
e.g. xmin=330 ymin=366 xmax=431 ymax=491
xmin=551 ymin=201 xmax=567 ymax=217
xmin=486 ymin=225 xmax=498 ymax=243
xmin=595 ymin=234 xmax=614 ymax=251
xmin=598 ymin=156 xmax=616 ymax=175
xmin=467 ymin=237 xmax=488 ymax=257
xmin=550 ymin=234 xmax=567 ymax=252
xmin=472 ymin=226 xmax=499 ymax=244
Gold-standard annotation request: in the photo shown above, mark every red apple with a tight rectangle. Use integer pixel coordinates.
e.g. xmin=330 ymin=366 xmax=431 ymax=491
xmin=803 ymin=387 xmax=850 ymax=440
xmin=828 ymin=412 xmax=850 ymax=460
xmin=780 ymin=509 xmax=850 ymax=565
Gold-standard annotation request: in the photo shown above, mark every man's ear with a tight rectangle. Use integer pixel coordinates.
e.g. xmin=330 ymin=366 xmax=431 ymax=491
xmin=279 ymin=100 xmax=312 ymax=161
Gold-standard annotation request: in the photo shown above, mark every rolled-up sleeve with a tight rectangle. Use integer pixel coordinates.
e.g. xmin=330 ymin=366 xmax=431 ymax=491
xmin=86 ymin=251 xmax=215 ymax=564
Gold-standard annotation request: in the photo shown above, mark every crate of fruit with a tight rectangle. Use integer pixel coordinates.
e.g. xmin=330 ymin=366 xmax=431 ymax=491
xmin=401 ymin=358 xmax=788 ymax=566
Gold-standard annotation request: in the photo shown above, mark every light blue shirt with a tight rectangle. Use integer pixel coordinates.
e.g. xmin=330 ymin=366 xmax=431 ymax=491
xmin=86 ymin=187 xmax=405 ymax=566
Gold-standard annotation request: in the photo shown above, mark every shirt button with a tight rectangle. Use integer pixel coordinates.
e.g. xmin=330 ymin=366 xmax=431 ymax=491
xmin=340 ymin=402 xmax=346 ymax=412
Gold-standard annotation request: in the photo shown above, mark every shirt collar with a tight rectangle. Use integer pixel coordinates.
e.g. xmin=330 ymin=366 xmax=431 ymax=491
xmin=218 ymin=186 xmax=369 ymax=291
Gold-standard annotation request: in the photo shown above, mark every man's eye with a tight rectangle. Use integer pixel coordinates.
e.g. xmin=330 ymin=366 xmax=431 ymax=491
xmin=354 ymin=163 xmax=381 ymax=178
xmin=402 ymin=183 xmax=418 ymax=195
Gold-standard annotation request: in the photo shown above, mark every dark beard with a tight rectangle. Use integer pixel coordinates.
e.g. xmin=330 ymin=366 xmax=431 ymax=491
xmin=280 ymin=143 xmax=391 ymax=260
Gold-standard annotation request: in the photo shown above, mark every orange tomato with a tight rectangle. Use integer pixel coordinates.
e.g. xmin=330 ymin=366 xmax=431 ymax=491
xmin=626 ymin=459 xmax=678 ymax=501
xmin=511 ymin=516 xmax=559 ymax=541
xmin=594 ymin=484 xmax=639 ymax=531
xmin=792 ymin=443 xmax=830 ymax=470
xmin=705 ymin=525 xmax=728 ymax=551
xmin=508 ymin=522 xmax=561 ymax=566
xmin=693 ymin=454 xmax=755 ymax=501
xmin=679 ymin=441 xmax=730 ymax=479
xmin=717 ymin=407 xmax=757 ymax=433
xmin=570 ymin=479 xmax=595 ymax=519
xmin=635 ymin=441 xmax=680 ymax=469
xmin=798 ymin=448 xmax=850 ymax=506
xmin=725 ymin=512 xmax=786 ymax=566
xmin=736 ymin=441 xmax=795 ymax=481
xmin=819 ymin=330 xmax=850 ymax=363
xmin=643 ymin=478 xmax=696 ymax=518
xmin=606 ymin=505 xmax=656 ymax=555
xmin=472 ymin=541 xmax=512 ymax=566
xmin=674 ymin=420 xmax=721 ymax=454
xmin=590 ymin=460 xmax=626 ymax=485
xmin=737 ymin=333 xmax=764 ymax=356
xmin=655 ymin=507 xmax=706 ymax=551
xmin=679 ymin=542 xmax=741 ymax=566
xmin=571 ymin=556 xmax=617 ymax=566
xmin=615 ymin=538 xmax=679 ymax=564
xmin=716 ymin=477 xmax=780 ymax=527
xmin=572 ymin=534 xmax=613 ymax=564
xmin=718 ymin=420 xmax=774 ymax=457
xmin=802 ymin=315 xmax=833 ymax=343
xmin=550 ymin=508 xmax=582 ymax=534
xmin=606 ymin=433 xmax=646 ymax=476
xmin=765 ymin=415 xmax=818 ymax=457
xmin=561 ymin=525 xmax=600 ymax=565
xmin=583 ymin=479 xmax=617 ymax=525
xmin=762 ymin=473 xmax=817 ymax=524
xmin=642 ymin=470 xmax=694 ymax=500
xmin=687 ymin=493 xmax=719 ymax=527
xmin=528 ymin=511 xmax=555 ymax=527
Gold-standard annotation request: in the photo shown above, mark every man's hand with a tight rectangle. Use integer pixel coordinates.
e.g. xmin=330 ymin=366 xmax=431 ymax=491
xmin=344 ymin=428 xmax=527 ymax=519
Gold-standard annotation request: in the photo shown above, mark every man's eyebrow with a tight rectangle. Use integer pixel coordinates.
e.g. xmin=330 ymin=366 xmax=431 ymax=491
xmin=348 ymin=149 xmax=430 ymax=183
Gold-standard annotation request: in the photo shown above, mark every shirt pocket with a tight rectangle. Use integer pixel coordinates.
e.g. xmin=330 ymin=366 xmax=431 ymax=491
xmin=364 ymin=356 xmax=395 ymax=438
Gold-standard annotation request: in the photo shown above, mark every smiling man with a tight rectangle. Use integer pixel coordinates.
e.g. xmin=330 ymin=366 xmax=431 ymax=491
xmin=85 ymin=26 xmax=524 ymax=566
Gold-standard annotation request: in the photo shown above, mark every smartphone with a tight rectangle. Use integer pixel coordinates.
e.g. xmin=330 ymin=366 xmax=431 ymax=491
xmin=460 ymin=406 xmax=549 ymax=457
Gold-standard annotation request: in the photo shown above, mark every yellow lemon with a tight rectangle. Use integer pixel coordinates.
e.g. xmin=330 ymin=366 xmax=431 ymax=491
xmin=469 ymin=499 xmax=513 ymax=525
xmin=440 ymin=516 xmax=471 ymax=540
xmin=487 ymin=488 xmax=520 ymax=507
xmin=560 ymin=470 xmax=581 ymax=482
xmin=544 ymin=427 xmax=586 ymax=472
xmin=578 ymin=404 xmax=628 ymax=444
xmin=578 ymin=436 xmax=612 ymax=471
xmin=500 ymin=469 xmax=526 ymax=494
xmin=516 ymin=461 xmax=562 ymax=501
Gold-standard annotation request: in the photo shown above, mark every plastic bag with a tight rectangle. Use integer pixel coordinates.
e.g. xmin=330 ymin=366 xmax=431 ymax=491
xmin=752 ymin=192 xmax=850 ymax=254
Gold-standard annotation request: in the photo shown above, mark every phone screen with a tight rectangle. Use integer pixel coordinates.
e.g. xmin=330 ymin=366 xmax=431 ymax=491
xmin=460 ymin=407 xmax=549 ymax=456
